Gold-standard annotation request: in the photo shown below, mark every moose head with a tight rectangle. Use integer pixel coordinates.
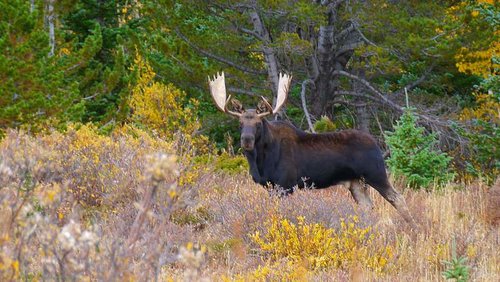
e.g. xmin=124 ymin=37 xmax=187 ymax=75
xmin=208 ymin=72 xmax=292 ymax=151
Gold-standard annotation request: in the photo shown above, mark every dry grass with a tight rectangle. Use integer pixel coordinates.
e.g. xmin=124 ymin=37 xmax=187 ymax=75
xmin=0 ymin=128 xmax=498 ymax=281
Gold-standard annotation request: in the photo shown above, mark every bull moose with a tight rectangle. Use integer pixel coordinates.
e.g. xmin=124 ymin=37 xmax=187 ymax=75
xmin=208 ymin=72 xmax=416 ymax=226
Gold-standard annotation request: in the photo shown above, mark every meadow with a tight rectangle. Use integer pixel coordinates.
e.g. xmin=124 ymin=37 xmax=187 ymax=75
xmin=0 ymin=125 xmax=498 ymax=281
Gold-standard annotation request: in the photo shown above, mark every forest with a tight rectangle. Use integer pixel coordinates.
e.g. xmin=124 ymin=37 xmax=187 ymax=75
xmin=0 ymin=0 xmax=498 ymax=280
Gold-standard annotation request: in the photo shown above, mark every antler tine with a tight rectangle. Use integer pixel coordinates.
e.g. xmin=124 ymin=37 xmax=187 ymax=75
xmin=223 ymin=95 xmax=242 ymax=117
xmin=273 ymin=73 xmax=292 ymax=114
xmin=257 ymin=96 xmax=273 ymax=118
xmin=208 ymin=72 xmax=227 ymax=112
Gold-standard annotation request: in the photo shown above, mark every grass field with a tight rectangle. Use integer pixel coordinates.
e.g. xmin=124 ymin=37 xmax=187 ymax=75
xmin=0 ymin=128 xmax=498 ymax=281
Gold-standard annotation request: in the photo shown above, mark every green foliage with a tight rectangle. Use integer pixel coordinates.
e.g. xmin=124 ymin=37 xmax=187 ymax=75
xmin=214 ymin=153 xmax=249 ymax=175
xmin=441 ymin=240 xmax=470 ymax=282
xmin=0 ymin=0 xmax=81 ymax=136
xmin=456 ymin=91 xmax=499 ymax=184
xmin=442 ymin=256 xmax=470 ymax=282
xmin=313 ymin=116 xmax=337 ymax=133
xmin=385 ymin=109 xmax=454 ymax=190
xmin=62 ymin=1 xmax=137 ymax=124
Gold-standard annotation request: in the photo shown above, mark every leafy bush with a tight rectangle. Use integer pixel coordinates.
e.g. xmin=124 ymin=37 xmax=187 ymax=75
xmin=214 ymin=153 xmax=249 ymax=175
xmin=385 ymin=109 xmax=454 ymax=190
xmin=313 ymin=116 xmax=337 ymax=133
xmin=251 ymin=215 xmax=393 ymax=273
xmin=0 ymin=128 xmax=184 ymax=280
xmin=441 ymin=240 xmax=470 ymax=282
xmin=0 ymin=125 xmax=173 ymax=210
xmin=457 ymin=91 xmax=499 ymax=184
xmin=129 ymin=53 xmax=211 ymax=156
xmin=442 ymin=256 xmax=470 ymax=282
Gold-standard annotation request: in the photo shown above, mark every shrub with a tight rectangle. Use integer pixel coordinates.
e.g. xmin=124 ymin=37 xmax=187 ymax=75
xmin=441 ymin=240 xmax=470 ymax=282
xmin=0 ymin=127 xmax=188 ymax=280
xmin=251 ymin=215 xmax=393 ymax=273
xmin=457 ymin=91 xmax=499 ymax=184
xmin=442 ymin=256 xmax=470 ymax=282
xmin=313 ymin=116 xmax=337 ymax=133
xmin=129 ymin=53 xmax=210 ymax=156
xmin=0 ymin=125 xmax=173 ymax=210
xmin=385 ymin=109 xmax=454 ymax=190
xmin=214 ymin=152 xmax=249 ymax=175
xmin=128 ymin=53 xmax=213 ymax=186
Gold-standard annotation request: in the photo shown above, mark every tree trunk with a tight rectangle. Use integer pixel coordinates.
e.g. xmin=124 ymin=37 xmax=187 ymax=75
xmin=354 ymin=69 xmax=370 ymax=132
xmin=248 ymin=2 xmax=279 ymax=99
xmin=47 ymin=0 xmax=55 ymax=57
xmin=313 ymin=25 xmax=334 ymax=115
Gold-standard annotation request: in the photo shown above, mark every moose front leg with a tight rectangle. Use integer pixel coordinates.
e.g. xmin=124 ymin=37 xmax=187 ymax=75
xmin=273 ymin=169 xmax=297 ymax=196
xmin=244 ymin=150 xmax=264 ymax=185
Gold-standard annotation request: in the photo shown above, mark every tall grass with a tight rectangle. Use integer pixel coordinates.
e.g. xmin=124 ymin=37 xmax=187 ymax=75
xmin=0 ymin=128 xmax=498 ymax=281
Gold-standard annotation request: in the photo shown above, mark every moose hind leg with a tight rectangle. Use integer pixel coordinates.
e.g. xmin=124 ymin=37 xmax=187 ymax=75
xmin=368 ymin=178 xmax=417 ymax=228
xmin=347 ymin=180 xmax=373 ymax=209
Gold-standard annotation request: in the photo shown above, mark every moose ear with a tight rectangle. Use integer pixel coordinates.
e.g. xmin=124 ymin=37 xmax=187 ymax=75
xmin=231 ymin=99 xmax=245 ymax=113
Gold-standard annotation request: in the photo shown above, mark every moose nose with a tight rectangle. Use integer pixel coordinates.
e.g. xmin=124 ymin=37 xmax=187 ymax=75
xmin=241 ymin=134 xmax=255 ymax=150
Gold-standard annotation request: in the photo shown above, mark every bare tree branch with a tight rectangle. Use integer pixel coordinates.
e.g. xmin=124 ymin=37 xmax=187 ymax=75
xmin=333 ymin=24 xmax=356 ymax=43
xmin=394 ymin=64 xmax=435 ymax=95
xmin=238 ymin=27 xmax=265 ymax=41
xmin=175 ymin=28 xmax=266 ymax=75
xmin=301 ymin=79 xmax=316 ymax=133
xmin=352 ymin=22 xmax=379 ymax=48
xmin=333 ymin=90 xmax=384 ymax=103
xmin=228 ymin=87 xmax=259 ymax=96
xmin=332 ymin=70 xmax=450 ymax=127
xmin=333 ymin=70 xmax=403 ymax=110
xmin=335 ymin=41 xmax=364 ymax=57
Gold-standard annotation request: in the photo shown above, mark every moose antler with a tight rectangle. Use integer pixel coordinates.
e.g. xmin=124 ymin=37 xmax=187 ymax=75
xmin=257 ymin=73 xmax=292 ymax=118
xmin=208 ymin=72 xmax=292 ymax=118
xmin=275 ymin=73 xmax=292 ymax=113
xmin=208 ymin=72 xmax=242 ymax=117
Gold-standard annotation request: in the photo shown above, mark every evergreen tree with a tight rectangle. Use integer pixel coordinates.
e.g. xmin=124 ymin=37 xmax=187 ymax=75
xmin=0 ymin=0 xmax=81 ymax=136
xmin=385 ymin=109 xmax=454 ymax=190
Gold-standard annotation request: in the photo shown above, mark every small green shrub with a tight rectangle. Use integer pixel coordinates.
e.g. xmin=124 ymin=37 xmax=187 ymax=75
xmin=313 ymin=116 xmax=337 ymax=133
xmin=385 ymin=108 xmax=454 ymax=190
xmin=214 ymin=153 xmax=249 ymax=175
xmin=442 ymin=256 xmax=470 ymax=282
xmin=442 ymin=239 xmax=470 ymax=282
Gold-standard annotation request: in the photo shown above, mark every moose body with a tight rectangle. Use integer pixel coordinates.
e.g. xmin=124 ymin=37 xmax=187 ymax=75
xmin=208 ymin=72 xmax=417 ymax=227
xmin=245 ymin=120 xmax=388 ymax=193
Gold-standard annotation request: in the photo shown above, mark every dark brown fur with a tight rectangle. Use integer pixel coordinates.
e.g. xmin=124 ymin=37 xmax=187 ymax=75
xmin=237 ymin=113 xmax=416 ymax=227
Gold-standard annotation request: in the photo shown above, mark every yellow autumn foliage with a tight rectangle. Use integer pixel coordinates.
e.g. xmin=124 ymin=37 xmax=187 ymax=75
xmin=128 ymin=53 xmax=213 ymax=185
xmin=455 ymin=38 xmax=499 ymax=78
xmin=130 ymin=53 xmax=201 ymax=140
xmin=460 ymin=92 xmax=500 ymax=124
xmin=451 ymin=0 xmax=499 ymax=78
xmin=251 ymin=215 xmax=393 ymax=274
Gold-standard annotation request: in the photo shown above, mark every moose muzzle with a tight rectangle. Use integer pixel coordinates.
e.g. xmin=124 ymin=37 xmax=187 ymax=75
xmin=241 ymin=133 xmax=255 ymax=151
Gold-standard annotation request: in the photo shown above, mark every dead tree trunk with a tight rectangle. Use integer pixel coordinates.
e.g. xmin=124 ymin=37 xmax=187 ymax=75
xmin=47 ymin=0 xmax=55 ymax=57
